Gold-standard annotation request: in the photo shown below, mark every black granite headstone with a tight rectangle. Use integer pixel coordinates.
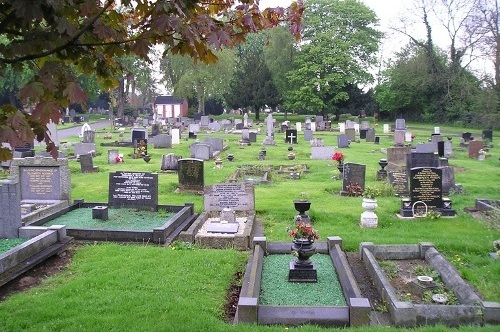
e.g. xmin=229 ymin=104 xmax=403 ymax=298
xmin=341 ymin=162 xmax=366 ymax=196
xmin=388 ymin=170 xmax=409 ymax=196
xmin=285 ymin=129 xmax=298 ymax=144
xmin=437 ymin=141 xmax=445 ymax=157
xmin=409 ymin=167 xmax=443 ymax=209
xmin=359 ymin=129 xmax=367 ymax=139
xmin=482 ymin=129 xmax=493 ymax=142
xmin=178 ymin=158 xmax=204 ymax=193
xmin=108 ymin=171 xmax=158 ymax=210
xmin=406 ymin=152 xmax=439 ymax=171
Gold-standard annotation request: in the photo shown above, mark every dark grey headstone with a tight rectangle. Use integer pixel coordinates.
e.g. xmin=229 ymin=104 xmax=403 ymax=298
xmin=365 ymin=129 xmax=375 ymax=142
xmin=388 ymin=170 xmax=409 ymax=196
xmin=406 ymin=152 xmax=439 ymax=170
xmin=285 ymin=129 xmax=298 ymax=144
xmin=439 ymin=166 xmax=455 ymax=195
xmin=359 ymin=129 xmax=367 ymax=139
xmin=462 ymin=132 xmax=472 ymax=142
xmin=437 ymin=141 xmax=445 ymax=157
xmin=249 ymin=132 xmax=257 ymax=143
xmin=374 ymin=136 xmax=380 ymax=145
xmin=0 ymin=179 xmax=22 ymax=238
xmin=345 ymin=128 xmax=356 ymax=142
xmin=203 ymin=138 xmax=224 ymax=152
xmin=80 ymin=153 xmax=98 ymax=173
xmin=152 ymin=134 xmax=172 ymax=149
xmin=108 ymin=171 xmax=158 ymax=210
xmin=341 ymin=162 xmax=366 ymax=195
xmin=337 ymin=134 xmax=349 ymax=148
xmin=178 ymin=158 xmax=204 ymax=192
xmin=161 ymin=154 xmax=181 ymax=171
xmin=482 ymin=130 xmax=493 ymax=141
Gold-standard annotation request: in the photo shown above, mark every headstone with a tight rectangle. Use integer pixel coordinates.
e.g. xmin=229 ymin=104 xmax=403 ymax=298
xmin=74 ymin=142 xmax=96 ymax=157
xmin=388 ymin=170 xmax=409 ymax=196
xmin=200 ymin=116 xmax=209 ymax=127
xmin=395 ymin=119 xmax=406 ymax=130
xmin=46 ymin=120 xmax=59 ymax=147
xmin=9 ymin=156 xmax=71 ymax=203
xmin=263 ymin=114 xmax=276 ymax=145
xmin=437 ymin=141 xmax=445 ymax=157
xmin=178 ymin=158 xmax=204 ymax=193
xmin=305 ymin=117 xmax=312 ymax=130
xmin=311 ymin=146 xmax=335 ymax=160
xmin=310 ymin=138 xmax=324 ymax=147
xmin=462 ymin=132 xmax=472 ymax=142
xmin=482 ymin=129 xmax=493 ymax=142
xmin=406 ymin=152 xmax=439 ymax=170
xmin=142 ymin=118 xmax=149 ymax=127
xmin=359 ymin=129 xmax=368 ymax=139
xmin=249 ymin=132 xmax=257 ymax=143
xmin=189 ymin=123 xmax=201 ymax=133
xmin=409 ymin=167 xmax=443 ymax=210
xmin=152 ymin=134 xmax=172 ymax=149
xmin=360 ymin=121 xmax=370 ymax=130
xmin=341 ymin=162 xmax=366 ymax=196
xmin=383 ymin=124 xmax=390 ymax=134
xmin=337 ymin=134 xmax=349 ymax=148
xmin=236 ymin=122 xmax=244 ymax=130
xmin=468 ymin=140 xmax=484 ymax=158
xmin=243 ymin=113 xmax=249 ymax=128
xmin=296 ymin=122 xmax=302 ymax=132
xmin=0 ymin=179 xmax=22 ymax=238
xmin=108 ymin=171 xmax=158 ymax=210
xmin=354 ymin=123 xmax=360 ymax=133
xmin=171 ymin=128 xmax=180 ymax=145
xmin=161 ymin=154 xmax=181 ymax=172
xmin=394 ymin=130 xmax=405 ymax=146
xmin=204 ymin=183 xmax=255 ymax=212
xmin=152 ymin=123 xmax=160 ymax=136
xmin=203 ymin=138 xmax=224 ymax=153
xmin=386 ymin=146 xmax=412 ymax=172
xmin=304 ymin=129 xmax=313 ymax=141
xmin=415 ymin=143 xmax=437 ymax=153
xmin=131 ymin=128 xmax=147 ymax=144
xmin=285 ymin=129 xmax=298 ymax=144
xmin=190 ymin=143 xmax=212 ymax=160
xmin=80 ymin=153 xmax=98 ymax=173
xmin=374 ymin=136 xmax=380 ymax=145
xmin=310 ymin=122 xmax=316 ymax=132
xmin=345 ymin=128 xmax=356 ymax=142
xmin=338 ymin=123 xmax=346 ymax=133
xmin=439 ymin=166 xmax=455 ymax=195
xmin=430 ymin=134 xmax=442 ymax=145
xmin=444 ymin=141 xmax=453 ymax=158
xmin=365 ymin=129 xmax=375 ymax=142
xmin=404 ymin=131 xmax=413 ymax=143
xmin=240 ymin=128 xmax=251 ymax=145
xmin=82 ymin=130 xmax=95 ymax=143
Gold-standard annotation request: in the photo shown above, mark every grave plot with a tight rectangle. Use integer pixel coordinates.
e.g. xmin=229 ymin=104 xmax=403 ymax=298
xmin=179 ymin=183 xmax=256 ymax=250
xmin=227 ymin=165 xmax=272 ymax=184
xmin=235 ymin=237 xmax=370 ymax=327
xmin=360 ymin=242 xmax=500 ymax=327
xmin=276 ymin=164 xmax=310 ymax=180
xmin=33 ymin=171 xmax=196 ymax=244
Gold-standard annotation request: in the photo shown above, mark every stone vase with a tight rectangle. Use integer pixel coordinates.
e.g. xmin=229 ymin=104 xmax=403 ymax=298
xmin=337 ymin=163 xmax=344 ymax=173
xmin=292 ymin=238 xmax=316 ymax=266
xmin=360 ymin=198 xmax=378 ymax=228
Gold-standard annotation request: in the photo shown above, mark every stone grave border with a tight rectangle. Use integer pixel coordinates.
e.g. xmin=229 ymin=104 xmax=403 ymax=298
xmin=235 ymin=236 xmax=370 ymax=327
xmin=0 ymin=225 xmax=71 ymax=287
xmin=29 ymin=201 xmax=196 ymax=245
xmin=360 ymin=242 xmax=500 ymax=327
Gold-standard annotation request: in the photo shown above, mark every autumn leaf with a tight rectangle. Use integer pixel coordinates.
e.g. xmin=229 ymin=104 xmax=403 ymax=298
xmin=19 ymin=82 xmax=45 ymax=103
xmin=63 ymin=82 xmax=87 ymax=104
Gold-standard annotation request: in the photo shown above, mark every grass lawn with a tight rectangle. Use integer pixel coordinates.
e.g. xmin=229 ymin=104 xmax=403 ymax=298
xmin=0 ymin=116 xmax=499 ymax=331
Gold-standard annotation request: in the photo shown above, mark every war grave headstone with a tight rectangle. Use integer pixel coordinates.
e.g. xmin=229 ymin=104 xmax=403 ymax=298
xmin=310 ymin=122 xmax=316 ymax=132
xmin=171 ymin=128 xmax=180 ymax=145
xmin=399 ymin=167 xmax=456 ymax=218
xmin=178 ymin=158 xmax=204 ymax=193
xmin=482 ymin=129 xmax=493 ymax=142
xmin=0 ymin=178 xmax=22 ymax=238
xmin=365 ymin=129 xmax=375 ymax=142
xmin=345 ymin=128 xmax=356 ymax=142
xmin=434 ymin=127 xmax=440 ymax=134
xmin=190 ymin=143 xmax=212 ymax=161
xmin=340 ymin=162 xmax=366 ymax=196
xmin=383 ymin=123 xmax=390 ymax=134
xmin=338 ymin=122 xmax=346 ymax=133
xmin=80 ymin=153 xmax=99 ymax=173
xmin=151 ymin=134 xmax=172 ymax=149
xmin=468 ymin=140 xmax=484 ymax=158
xmin=285 ymin=129 xmax=298 ymax=144
xmin=9 ymin=157 xmax=71 ymax=223
xmin=108 ymin=171 xmax=158 ymax=210
xmin=404 ymin=131 xmax=413 ymax=144
xmin=161 ymin=154 xmax=181 ymax=172
xmin=337 ymin=134 xmax=350 ymax=148
xmin=296 ymin=122 xmax=302 ymax=132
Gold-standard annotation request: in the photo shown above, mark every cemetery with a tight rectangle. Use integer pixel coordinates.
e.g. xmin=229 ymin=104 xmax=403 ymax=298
xmin=0 ymin=114 xmax=499 ymax=331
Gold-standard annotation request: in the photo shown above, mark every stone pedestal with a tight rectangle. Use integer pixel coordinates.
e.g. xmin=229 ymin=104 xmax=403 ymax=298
xmin=92 ymin=206 xmax=108 ymax=220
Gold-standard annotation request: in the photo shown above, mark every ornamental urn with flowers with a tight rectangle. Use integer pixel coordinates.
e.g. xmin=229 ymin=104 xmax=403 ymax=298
xmin=287 ymin=222 xmax=319 ymax=267
xmin=332 ymin=151 xmax=345 ymax=173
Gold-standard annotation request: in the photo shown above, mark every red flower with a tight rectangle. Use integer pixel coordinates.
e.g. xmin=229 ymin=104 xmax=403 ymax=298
xmin=332 ymin=151 xmax=345 ymax=163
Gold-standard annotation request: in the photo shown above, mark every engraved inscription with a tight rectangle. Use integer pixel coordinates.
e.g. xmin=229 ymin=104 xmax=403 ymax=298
xmin=20 ymin=167 xmax=60 ymax=200
xmin=410 ymin=168 xmax=442 ymax=208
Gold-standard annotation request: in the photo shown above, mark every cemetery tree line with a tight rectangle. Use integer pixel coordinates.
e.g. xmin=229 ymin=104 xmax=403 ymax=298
xmin=0 ymin=0 xmax=304 ymax=161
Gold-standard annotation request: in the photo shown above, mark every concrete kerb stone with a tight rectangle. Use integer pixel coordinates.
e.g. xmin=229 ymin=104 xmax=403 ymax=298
xmin=482 ymin=301 xmax=500 ymax=324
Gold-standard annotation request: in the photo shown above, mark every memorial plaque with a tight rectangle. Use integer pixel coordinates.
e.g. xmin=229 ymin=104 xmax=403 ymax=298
xmin=108 ymin=171 xmax=158 ymax=210
xmin=204 ymin=183 xmax=255 ymax=212
xmin=20 ymin=166 xmax=60 ymax=200
xmin=341 ymin=162 xmax=366 ymax=195
xmin=410 ymin=167 xmax=443 ymax=209
xmin=178 ymin=158 xmax=204 ymax=192
xmin=388 ymin=170 xmax=409 ymax=196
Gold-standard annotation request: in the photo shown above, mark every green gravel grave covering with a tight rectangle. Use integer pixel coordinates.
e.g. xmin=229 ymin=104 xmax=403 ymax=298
xmin=43 ymin=208 xmax=174 ymax=231
xmin=0 ymin=238 xmax=27 ymax=254
xmin=259 ymin=254 xmax=347 ymax=306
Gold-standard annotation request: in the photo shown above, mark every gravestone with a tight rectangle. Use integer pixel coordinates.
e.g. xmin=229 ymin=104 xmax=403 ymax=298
xmin=204 ymin=183 xmax=255 ymax=212
xmin=338 ymin=123 xmax=345 ymax=133
xmin=161 ymin=154 xmax=181 ymax=172
xmin=46 ymin=120 xmax=60 ymax=147
xmin=462 ymin=132 xmax=472 ymax=142
xmin=131 ymin=128 xmax=147 ymax=143
xmin=341 ymin=162 xmax=366 ymax=196
xmin=9 ymin=156 xmax=71 ymax=204
xmin=410 ymin=167 xmax=443 ymax=210
xmin=437 ymin=141 xmax=445 ymax=157
xmin=263 ymin=114 xmax=276 ymax=145
xmin=249 ymin=132 xmax=257 ymax=143
xmin=394 ymin=130 xmax=405 ymax=146
xmin=388 ymin=170 xmax=409 ymax=196
xmin=190 ymin=143 xmax=212 ymax=160
xmin=171 ymin=128 xmax=180 ymax=145
xmin=240 ymin=128 xmax=251 ymax=145
xmin=337 ymin=134 xmax=349 ymax=148
xmin=178 ymin=158 xmax=204 ymax=193
xmin=0 ymin=178 xmax=22 ymax=238
xmin=108 ymin=149 xmax=120 ymax=164
xmin=431 ymin=134 xmax=442 ymax=145
xmin=152 ymin=134 xmax=172 ymax=149
xmin=188 ymin=123 xmax=201 ymax=133
xmin=360 ymin=121 xmax=370 ymax=130
xmin=305 ymin=117 xmax=312 ymax=130
xmin=406 ymin=152 xmax=439 ymax=170
xmin=374 ymin=137 xmax=380 ymax=145
xmin=108 ymin=171 xmax=158 ymax=210
xmin=482 ymin=129 xmax=493 ymax=142
xmin=439 ymin=166 xmax=455 ymax=195
xmin=296 ymin=122 xmax=302 ymax=132
xmin=386 ymin=146 xmax=412 ymax=172
xmin=200 ymin=116 xmax=209 ymax=127
xmin=304 ymin=129 xmax=313 ymax=141
xmin=365 ymin=129 xmax=375 ymax=142
xmin=404 ymin=132 xmax=413 ymax=143
xmin=285 ymin=129 xmax=298 ymax=144
xmin=415 ymin=143 xmax=436 ymax=153
xmin=359 ymin=129 xmax=368 ymax=139
xmin=82 ymin=130 xmax=95 ymax=143
xmin=345 ymin=128 xmax=356 ymax=142
xmin=468 ymin=140 xmax=484 ymax=158
xmin=74 ymin=142 xmax=96 ymax=158
xmin=203 ymin=138 xmax=224 ymax=154
xmin=80 ymin=153 xmax=98 ymax=173
xmin=444 ymin=141 xmax=453 ymax=157
xmin=383 ymin=124 xmax=390 ymax=134
xmin=235 ymin=123 xmax=244 ymax=130
xmin=395 ymin=119 xmax=406 ymax=130
xmin=434 ymin=127 xmax=440 ymax=134
xmin=311 ymin=146 xmax=335 ymax=160
xmin=151 ymin=123 xmax=160 ymax=136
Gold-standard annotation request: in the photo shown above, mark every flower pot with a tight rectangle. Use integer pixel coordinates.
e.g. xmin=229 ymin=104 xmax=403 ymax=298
xmin=360 ymin=198 xmax=378 ymax=228
xmin=337 ymin=163 xmax=344 ymax=173
xmin=292 ymin=238 xmax=316 ymax=266
xmin=288 ymin=153 xmax=295 ymax=160
xmin=143 ymin=155 xmax=151 ymax=163
xmin=227 ymin=155 xmax=234 ymax=161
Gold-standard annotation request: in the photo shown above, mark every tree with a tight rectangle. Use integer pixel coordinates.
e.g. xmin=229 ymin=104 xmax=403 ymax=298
xmin=0 ymin=0 xmax=304 ymax=161
xmin=284 ymin=0 xmax=381 ymax=115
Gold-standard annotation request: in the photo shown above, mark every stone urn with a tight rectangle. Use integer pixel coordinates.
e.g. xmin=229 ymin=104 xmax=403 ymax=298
xmin=143 ymin=155 xmax=151 ymax=163
xmin=227 ymin=154 xmax=234 ymax=162
xmin=337 ymin=163 xmax=344 ymax=173
xmin=291 ymin=238 xmax=316 ymax=266
xmin=288 ymin=152 xmax=296 ymax=160
xmin=360 ymin=198 xmax=378 ymax=228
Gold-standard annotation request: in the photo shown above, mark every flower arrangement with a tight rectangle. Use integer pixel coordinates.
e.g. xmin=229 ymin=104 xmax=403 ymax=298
xmin=287 ymin=222 xmax=319 ymax=242
xmin=346 ymin=182 xmax=363 ymax=197
xmin=363 ymin=185 xmax=381 ymax=199
xmin=114 ymin=154 xmax=124 ymax=163
xmin=332 ymin=151 xmax=345 ymax=164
